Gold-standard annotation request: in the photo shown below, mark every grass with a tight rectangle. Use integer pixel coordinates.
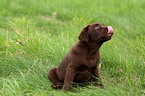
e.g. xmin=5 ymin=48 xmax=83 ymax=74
xmin=0 ymin=0 xmax=145 ymax=95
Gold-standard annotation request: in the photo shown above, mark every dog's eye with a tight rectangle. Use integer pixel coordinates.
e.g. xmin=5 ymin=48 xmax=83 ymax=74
xmin=95 ymin=25 xmax=99 ymax=29
xmin=95 ymin=26 xmax=99 ymax=29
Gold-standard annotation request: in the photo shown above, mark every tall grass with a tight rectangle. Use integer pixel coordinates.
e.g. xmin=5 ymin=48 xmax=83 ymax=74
xmin=0 ymin=0 xmax=145 ymax=95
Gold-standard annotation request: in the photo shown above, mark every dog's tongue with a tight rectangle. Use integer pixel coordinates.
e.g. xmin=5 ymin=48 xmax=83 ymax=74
xmin=107 ymin=26 xmax=114 ymax=34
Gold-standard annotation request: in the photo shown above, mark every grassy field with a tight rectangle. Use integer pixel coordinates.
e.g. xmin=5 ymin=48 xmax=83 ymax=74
xmin=0 ymin=0 xmax=145 ymax=95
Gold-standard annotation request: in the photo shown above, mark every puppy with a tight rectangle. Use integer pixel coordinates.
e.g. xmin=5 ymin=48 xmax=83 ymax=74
xmin=48 ymin=22 xmax=114 ymax=91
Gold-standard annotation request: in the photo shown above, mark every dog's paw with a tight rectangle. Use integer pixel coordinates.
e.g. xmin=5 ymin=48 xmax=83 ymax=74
xmin=51 ymin=82 xmax=62 ymax=89
xmin=62 ymin=85 xmax=71 ymax=91
xmin=99 ymin=84 xmax=105 ymax=89
xmin=92 ymin=82 xmax=105 ymax=89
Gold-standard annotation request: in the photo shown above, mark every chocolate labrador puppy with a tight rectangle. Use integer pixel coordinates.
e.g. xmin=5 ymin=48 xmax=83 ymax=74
xmin=48 ymin=22 xmax=114 ymax=91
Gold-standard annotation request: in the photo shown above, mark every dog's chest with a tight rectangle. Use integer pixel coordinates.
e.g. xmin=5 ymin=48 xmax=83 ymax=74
xmin=87 ymin=54 xmax=100 ymax=67
xmin=87 ymin=57 xmax=99 ymax=67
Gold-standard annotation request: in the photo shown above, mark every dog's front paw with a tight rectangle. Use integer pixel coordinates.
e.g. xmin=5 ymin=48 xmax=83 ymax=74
xmin=99 ymin=83 xmax=105 ymax=89
xmin=62 ymin=85 xmax=71 ymax=91
xmin=92 ymin=82 xmax=105 ymax=89
xmin=51 ymin=82 xmax=62 ymax=89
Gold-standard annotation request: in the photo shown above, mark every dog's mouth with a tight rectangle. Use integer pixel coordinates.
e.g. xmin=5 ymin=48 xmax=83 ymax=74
xmin=105 ymin=26 xmax=114 ymax=37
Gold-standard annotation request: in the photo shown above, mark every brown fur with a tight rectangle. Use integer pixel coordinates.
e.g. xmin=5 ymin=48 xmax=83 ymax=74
xmin=48 ymin=22 xmax=114 ymax=91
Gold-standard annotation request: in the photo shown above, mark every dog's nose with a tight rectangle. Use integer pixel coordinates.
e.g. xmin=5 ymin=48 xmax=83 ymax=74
xmin=100 ymin=25 xmax=108 ymax=33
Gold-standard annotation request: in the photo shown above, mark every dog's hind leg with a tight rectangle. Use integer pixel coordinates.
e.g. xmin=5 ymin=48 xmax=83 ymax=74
xmin=48 ymin=67 xmax=63 ymax=89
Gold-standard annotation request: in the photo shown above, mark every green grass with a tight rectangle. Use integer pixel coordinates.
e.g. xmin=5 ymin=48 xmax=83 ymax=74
xmin=0 ymin=0 xmax=145 ymax=95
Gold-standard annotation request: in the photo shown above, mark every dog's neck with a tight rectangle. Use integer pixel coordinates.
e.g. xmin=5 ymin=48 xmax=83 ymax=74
xmin=87 ymin=41 xmax=103 ymax=58
xmin=87 ymin=41 xmax=102 ymax=51
xmin=78 ymin=41 xmax=103 ymax=57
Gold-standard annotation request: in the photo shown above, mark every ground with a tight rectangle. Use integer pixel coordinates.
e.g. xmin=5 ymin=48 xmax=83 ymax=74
xmin=0 ymin=0 xmax=145 ymax=95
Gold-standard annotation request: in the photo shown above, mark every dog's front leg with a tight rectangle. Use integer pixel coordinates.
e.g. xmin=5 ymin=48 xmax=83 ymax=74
xmin=62 ymin=68 xmax=76 ymax=91
xmin=91 ymin=66 xmax=104 ymax=88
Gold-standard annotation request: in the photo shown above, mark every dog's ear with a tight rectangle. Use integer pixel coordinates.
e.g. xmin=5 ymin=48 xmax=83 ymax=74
xmin=78 ymin=25 xmax=89 ymax=42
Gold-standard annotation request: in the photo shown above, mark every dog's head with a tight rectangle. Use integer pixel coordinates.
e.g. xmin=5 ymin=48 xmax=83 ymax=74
xmin=78 ymin=22 xmax=114 ymax=43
